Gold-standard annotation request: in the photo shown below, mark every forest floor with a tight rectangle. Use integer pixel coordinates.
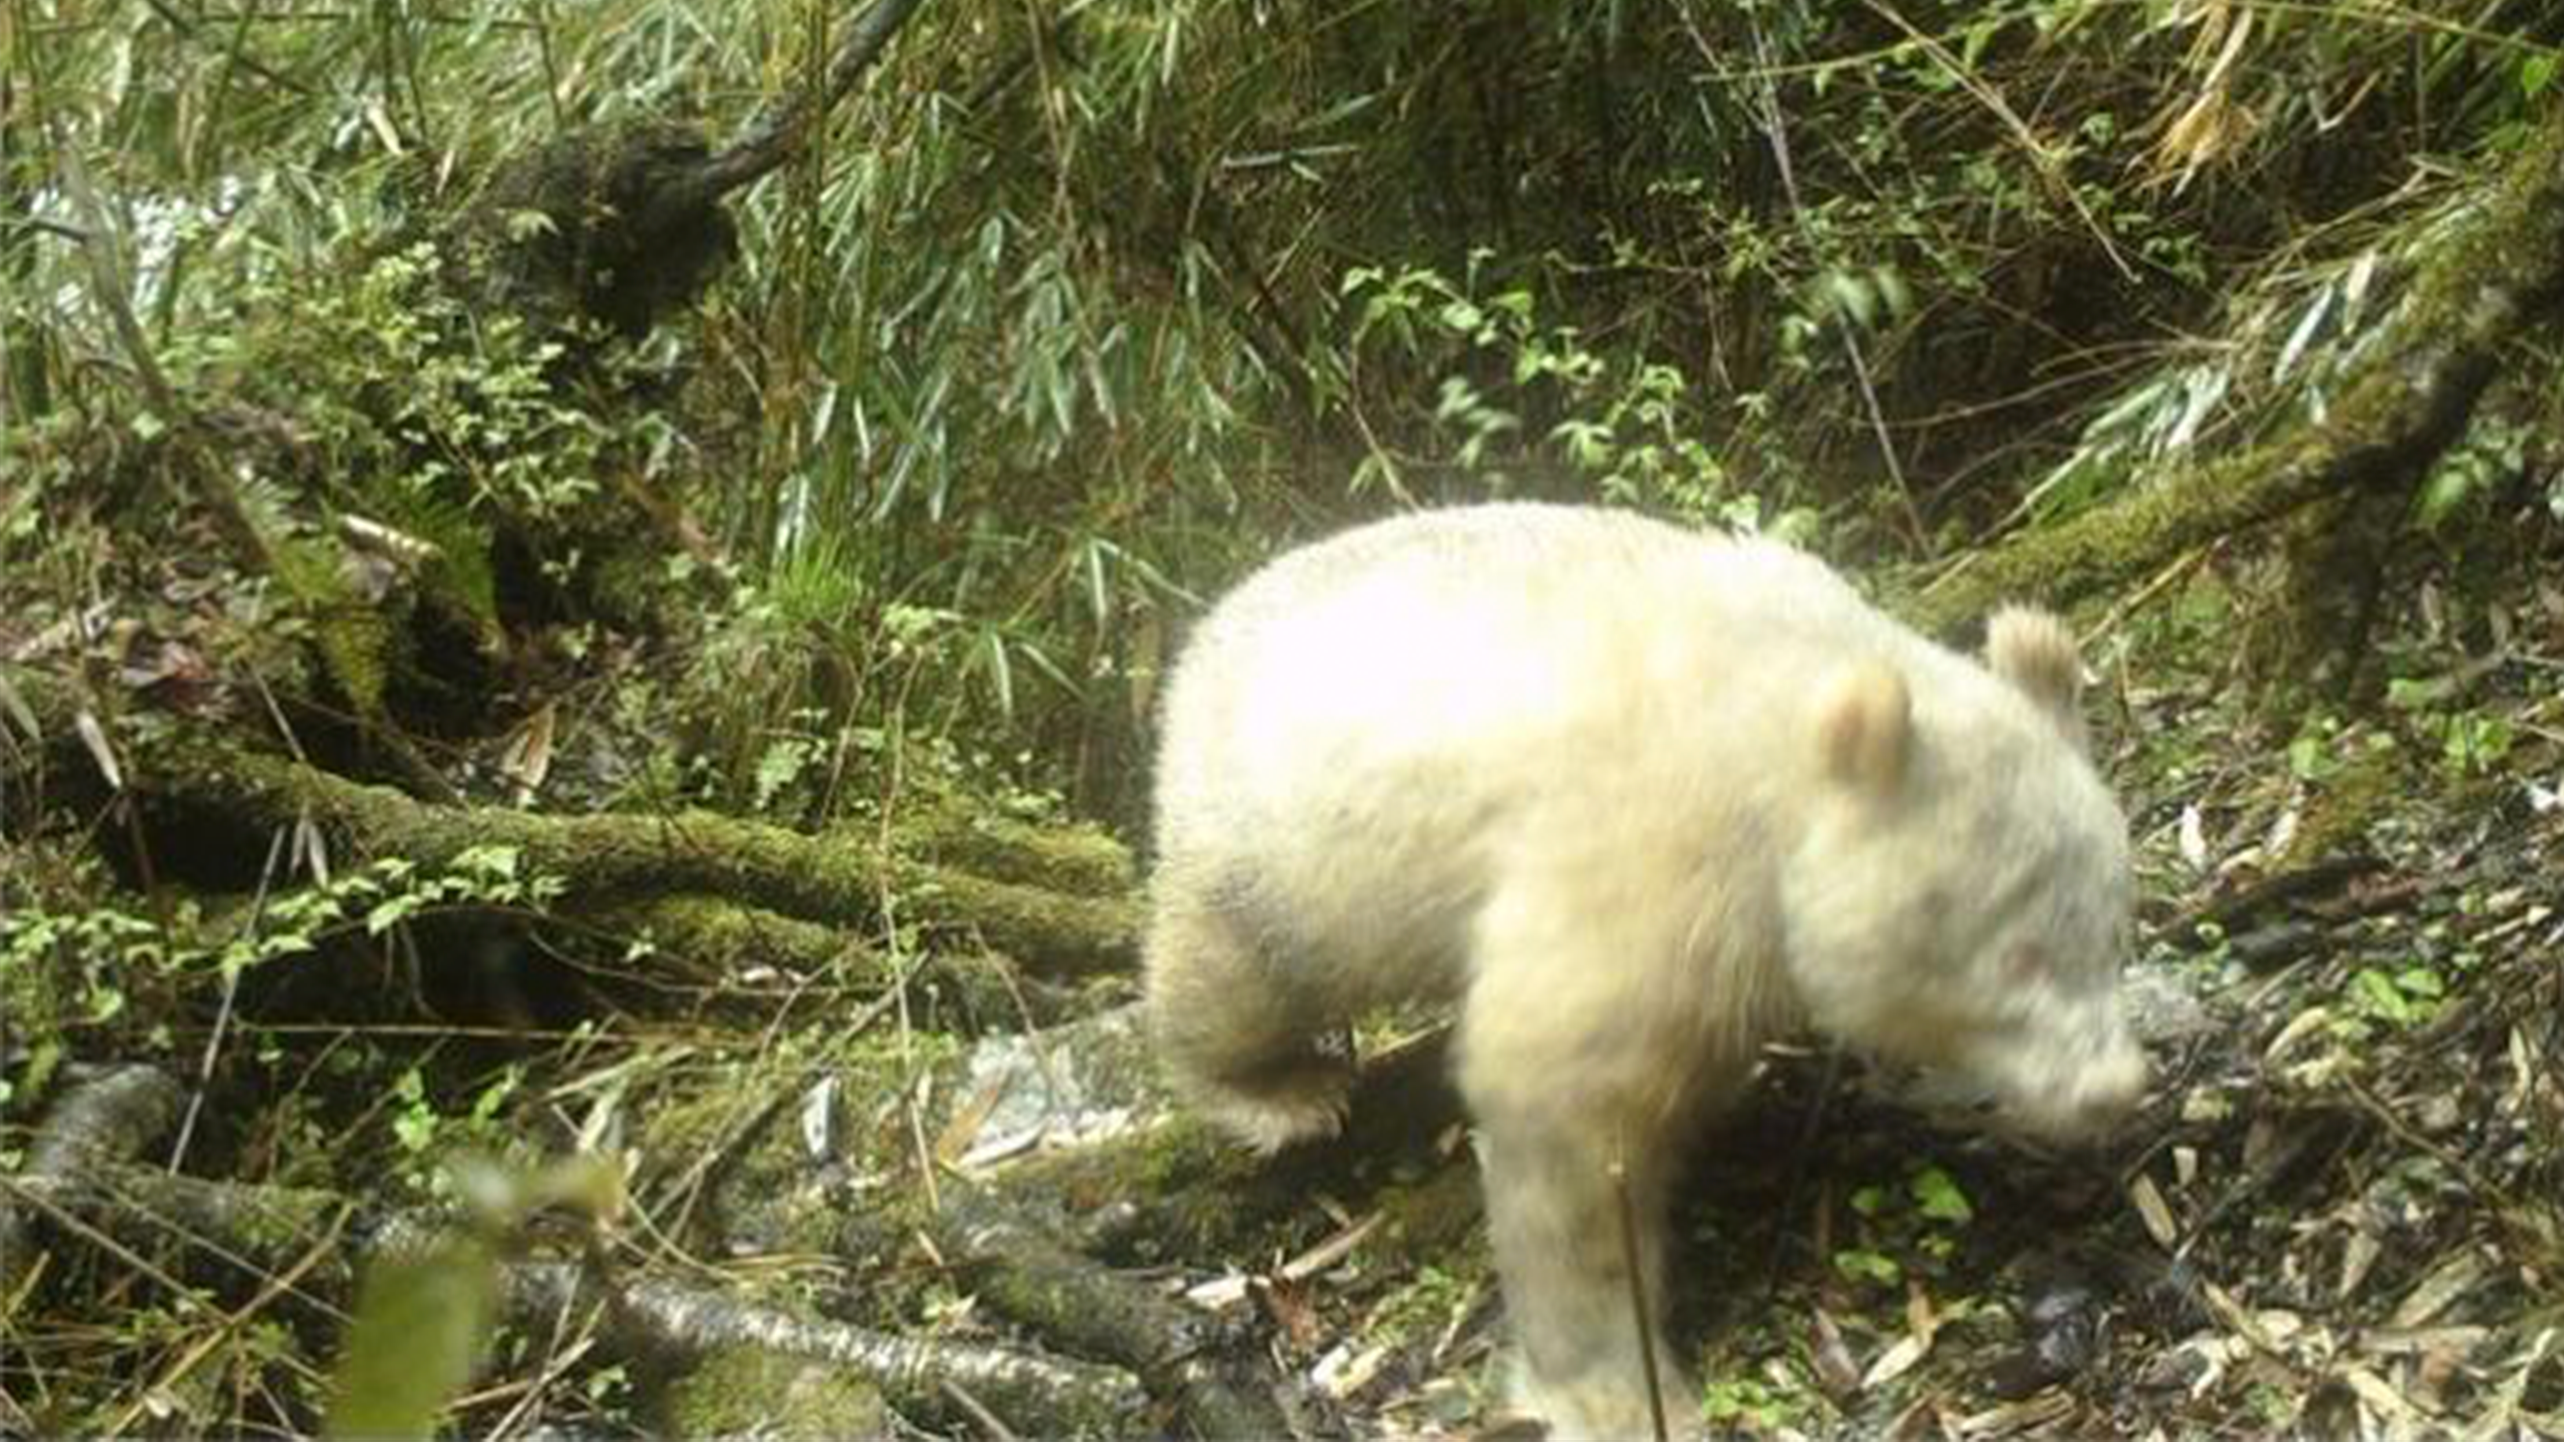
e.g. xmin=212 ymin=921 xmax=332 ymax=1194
xmin=897 ymin=570 xmax=2564 ymax=1441
xmin=11 ymin=5 xmax=2564 ymax=1434
xmin=4 ymin=535 xmax=2561 ymax=1441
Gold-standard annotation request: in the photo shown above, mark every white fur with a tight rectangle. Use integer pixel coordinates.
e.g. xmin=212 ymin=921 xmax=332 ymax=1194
xmin=1144 ymin=503 xmax=2145 ymax=1436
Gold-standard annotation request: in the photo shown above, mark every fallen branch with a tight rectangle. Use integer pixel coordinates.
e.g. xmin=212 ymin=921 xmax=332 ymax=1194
xmin=596 ymin=896 xmax=1101 ymax=1027
xmin=989 ymin=1029 xmax=1473 ymax=1263
xmin=934 ymin=1182 xmax=1291 ymax=1439
xmin=0 ymin=1064 xmax=188 ymax=1302
xmin=5 ymin=673 xmax=1138 ymax=977
xmin=12 ymin=1160 xmax=1146 ymax=1434
xmin=1911 ymin=112 xmax=2564 ymax=634
xmin=506 ymin=1257 xmax=1145 ymax=1433
xmin=22 ymin=1064 xmax=187 ymax=1175
xmin=141 ymin=750 xmax=1136 ymax=971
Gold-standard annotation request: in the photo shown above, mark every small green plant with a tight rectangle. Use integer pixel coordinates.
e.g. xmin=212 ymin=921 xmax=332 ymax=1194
xmin=2438 ymin=711 xmax=2517 ymax=777
xmin=2287 ymin=717 xmax=2345 ymax=783
xmin=0 ymin=846 xmax=566 ymax=1094
xmin=389 ymin=1065 xmax=528 ymax=1192
xmin=1831 ymin=1247 xmax=1903 ymax=1286
xmin=2344 ymin=963 xmax=2447 ymax=1030
xmin=1367 ymin=1262 xmax=1486 ymax=1347
xmin=1839 ymin=1161 xmax=1977 ymax=1283
xmin=1909 ymin=1164 xmax=1974 ymax=1225
xmin=167 ymin=242 xmax=609 ymax=534
xmin=1700 ymin=1372 xmax=1797 ymax=1430
xmin=2412 ymin=417 xmax=2528 ymax=533
xmin=751 ymin=730 xmax=829 ymax=813
xmin=1336 ymin=254 xmax=1794 ymax=529
xmin=2385 ymin=678 xmax=2518 ymax=779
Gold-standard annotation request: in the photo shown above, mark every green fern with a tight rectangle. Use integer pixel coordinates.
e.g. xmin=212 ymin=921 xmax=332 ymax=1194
xmin=226 ymin=471 xmax=393 ymax=717
xmin=368 ymin=485 xmax=502 ymax=639
xmin=268 ymin=531 xmax=391 ymax=720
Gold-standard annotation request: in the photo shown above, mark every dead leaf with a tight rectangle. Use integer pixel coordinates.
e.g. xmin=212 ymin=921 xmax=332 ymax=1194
xmin=1182 ymin=1272 xmax=1250 ymax=1310
xmin=0 ymin=666 xmax=41 ymax=741
xmin=2458 ymin=1325 xmax=2555 ymax=1442
xmin=116 ymin=638 xmax=215 ymax=706
xmin=1279 ymin=1211 xmax=1381 ymax=1283
xmin=1880 ymin=1395 xmax=1937 ymax=1440
xmin=295 ymin=812 xmax=331 ymax=886
xmin=1863 ymin=1328 xmax=1932 ymax=1390
xmin=1953 ymin=1389 xmax=2075 ymax=1438
xmin=2178 ymin=803 xmax=2210 ymax=871
xmin=1253 ymin=1274 xmax=1325 ymax=1350
xmin=74 ymin=708 xmax=122 ymax=790
xmin=2263 ymin=804 xmax=2300 ymax=864
xmin=2336 ymin=1223 xmax=2380 ymax=1303
xmin=932 ymin=1076 xmax=1007 ymax=1168
xmin=1809 ymin=1307 xmax=1863 ymax=1398
xmin=2369 ymin=1326 xmax=2489 ymax=1412
xmin=2337 ymin=1363 xmax=2430 ymax=1430
xmin=2356 ymin=1324 xmax=2492 ymax=1361
xmin=2261 ymin=1006 xmax=2333 ymax=1067
xmin=501 ymin=702 xmax=558 ymax=804
xmin=1310 ymin=1340 xmax=1391 ymax=1400
xmin=1906 ymin=1282 xmax=1943 ymax=1347
xmin=2129 ymin=1170 xmax=2179 ymax=1249
xmin=2390 ymin=1251 xmax=2487 ymax=1329
xmin=798 ymin=1075 xmax=841 ymax=1164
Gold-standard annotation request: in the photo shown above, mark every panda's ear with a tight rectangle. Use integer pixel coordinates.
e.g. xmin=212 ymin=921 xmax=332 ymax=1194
xmin=1985 ymin=606 xmax=2088 ymax=748
xmin=1818 ymin=662 xmax=1912 ymax=795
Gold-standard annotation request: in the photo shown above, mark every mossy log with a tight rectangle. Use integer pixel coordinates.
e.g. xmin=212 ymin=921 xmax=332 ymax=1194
xmin=5 ymin=672 xmax=1139 ymax=977
xmin=1910 ymin=107 xmax=2564 ymax=636
xmin=982 ymin=1030 xmax=1473 ymax=1265
xmin=134 ymin=746 xmax=1139 ymax=971
xmin=9 ymin=1156 xmax=1147 ymax=1435
xmin=0 ymin=1065 xmax=189 ymax=1302
xmin=932 ymin=1182 xmax=1293 ymax=1438
xmin=504 ymin=1258 xmax=1145 ymax=1434
xmin=0 ymin=1060 xmax=1152 ymax=1434
xmin=593 ymin=895 xmax=1105 ymax=1027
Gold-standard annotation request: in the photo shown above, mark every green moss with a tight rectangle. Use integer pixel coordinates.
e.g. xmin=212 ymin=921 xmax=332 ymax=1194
xmin=908 ymin=863 xmax=1138 ymax=967
xmin=1374 ymin=1160 xmax=1484 ymax=1255
xmin=614 ymin=894 xmax=885 ymax=979
xmin=627 ymin=1029 xmax=968 ymax=1263
xmin=883 ymin=796 xmax=1136 ymax=899
xmin=1364 ymin=1255 xmax=1491 ymax=1348
xmin=992 ymin=1116 xmax=1264 ymax=1261
xmin=655 ymin=1343 xmax=888 ymax=1440
xmin=1909 ymin=113 xmax=2564 ymax=641
xmin=102 ymin=708 xmax=1139 ymax=975
xmin=586 ymin=541 xmax=668 ymax=631
xmin=2278 ymin=742 xmax=2405 ymax=871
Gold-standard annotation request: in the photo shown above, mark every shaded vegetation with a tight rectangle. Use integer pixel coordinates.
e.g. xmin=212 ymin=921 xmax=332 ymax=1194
xmin=5 ymin=1 xmax=2563 ymax=1436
